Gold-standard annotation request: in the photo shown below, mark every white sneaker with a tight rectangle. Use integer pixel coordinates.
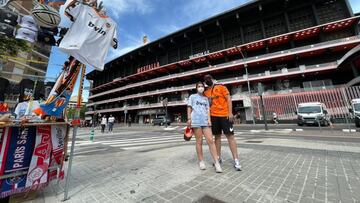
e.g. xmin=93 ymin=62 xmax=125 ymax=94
xmin=214 ymin=162 xmax=223 ymax=173
xmin=234 ymin=159 xmax=242 ymax=171
xmin=199 ymin=161 xmax=206 ymax=170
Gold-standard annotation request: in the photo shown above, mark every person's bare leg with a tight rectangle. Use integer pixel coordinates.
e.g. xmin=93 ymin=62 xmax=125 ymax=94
xmin=214 ymin=134 xmax=222 ymax=159
xmin=202 ymin=127 xmax=218 ymax=162
xmin=226 ymin=134 xmax=239 ymax=160
xmin=193 ymin=128 xmax=204 ymax=161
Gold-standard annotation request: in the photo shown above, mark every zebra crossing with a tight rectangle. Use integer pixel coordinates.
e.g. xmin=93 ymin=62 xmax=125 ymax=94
xmin=67 ymin=131 xmax=246 ymax=156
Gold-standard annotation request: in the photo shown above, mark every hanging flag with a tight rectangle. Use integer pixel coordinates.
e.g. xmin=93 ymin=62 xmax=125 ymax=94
xmin=33 ymin=57 xmax=81 ymax=118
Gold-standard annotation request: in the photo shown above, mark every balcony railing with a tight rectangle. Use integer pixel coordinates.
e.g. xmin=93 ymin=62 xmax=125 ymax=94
xmin=86 ymin=62 xmax=338 ymax=110
xmin=89 ymin=36 xmax=360 ymax=100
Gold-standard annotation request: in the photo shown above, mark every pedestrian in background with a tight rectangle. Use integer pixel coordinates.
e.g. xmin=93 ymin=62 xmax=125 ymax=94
xmin=108 ymin=114 xmax=115 ymax=133
xmin=187 ymin=82 xmax=222 ymax=173
xmin=101 ymin=115 xmax=107 ymax=133
xmin=273 ymin=112 xmax=279 ymax=125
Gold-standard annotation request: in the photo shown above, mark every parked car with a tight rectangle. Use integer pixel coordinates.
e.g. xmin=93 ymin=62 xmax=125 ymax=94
xmin=152 ymin=116 xmax=171 ymax=126
xmin=349 ymin=99 xmax=360 ymax=127
xmin=295 ymin=102 xmax=330 ymax=126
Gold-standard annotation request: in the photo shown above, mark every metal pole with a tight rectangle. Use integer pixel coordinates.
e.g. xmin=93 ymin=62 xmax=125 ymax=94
xmin=239 ymin=49 xmax=256 ymax=125
xmin=245 ymin=66 xmax=256 ymax=125
xmin=260 ymin=95 xmax=268 ymax=131
xmin=124 ymin=112 xmax=127 ymax=126
xmin=341 ymin=87 xmax=352 ymax=133
xmin=165 ymin=105 xmax=168 ymax=128
xmin=63 ymin=125 xmax=77 ymax=201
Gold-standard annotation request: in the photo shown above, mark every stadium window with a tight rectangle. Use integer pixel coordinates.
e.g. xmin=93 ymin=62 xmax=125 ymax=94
xmin=192 ymin=39 xmax=206 ymax=55
xmin=288 ymin=7 xmax=316 ymax=31
xmin=207 ymin=34 xmax=223 ymax=52
xmin=264 ymin=16 xmax=287 ymax=37
xmin=315 ymin=0 xmax=347 ymax=24
xmin=180 ymin=45 xmax=191 ymax=60
xmin=224 ymin=28 xmax=241 ymax=48
xmin=243 ymin=22 xmax=262 ymax=43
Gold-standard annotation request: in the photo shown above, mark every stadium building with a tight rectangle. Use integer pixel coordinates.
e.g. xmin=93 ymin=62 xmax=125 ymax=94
xmin=86 ymin=0 xmax=360 ymax=124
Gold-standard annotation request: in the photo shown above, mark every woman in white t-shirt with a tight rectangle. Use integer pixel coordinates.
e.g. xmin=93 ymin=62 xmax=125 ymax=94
xmin=187 ymin=82 xmax=222 ymax=173
xmin=101 ymin=116 xmax=107 ymax=133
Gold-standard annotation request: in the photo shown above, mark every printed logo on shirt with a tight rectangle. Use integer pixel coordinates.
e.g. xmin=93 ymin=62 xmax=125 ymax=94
xmin=88 ymin=22 xmax=107 ymax=36
xmin=196 ymin=101 xmax=207 ymax=107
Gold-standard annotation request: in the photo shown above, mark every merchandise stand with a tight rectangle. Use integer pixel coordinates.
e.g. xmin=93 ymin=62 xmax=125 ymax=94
xmin=0 ymin=122 xmax=70 ymax=202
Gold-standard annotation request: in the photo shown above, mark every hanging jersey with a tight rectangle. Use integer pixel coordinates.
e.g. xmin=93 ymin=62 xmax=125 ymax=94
xmin=59 ymin=1 xmax=117 ymax=71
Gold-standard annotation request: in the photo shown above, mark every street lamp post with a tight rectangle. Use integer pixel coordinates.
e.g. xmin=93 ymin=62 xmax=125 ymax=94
xmin=239 ymin=49 xmax=256 ymax=125
xmin=124 ymin=106 xmax=128 ymax=126
xmin=258 ymin=83 xmax=268 ymax=131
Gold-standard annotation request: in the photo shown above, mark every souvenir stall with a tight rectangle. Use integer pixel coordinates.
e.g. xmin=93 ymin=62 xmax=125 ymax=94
xmin=0 ymin=0 xmax=117 ymax=201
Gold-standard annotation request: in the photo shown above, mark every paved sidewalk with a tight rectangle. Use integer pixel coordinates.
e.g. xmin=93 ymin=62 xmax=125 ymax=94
xmin=26 ymin=132 xmax=360 ymax=203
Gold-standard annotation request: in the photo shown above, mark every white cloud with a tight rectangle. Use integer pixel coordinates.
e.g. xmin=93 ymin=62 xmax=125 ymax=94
xmin=102 ymin=0 xmax=154 ymax=19
xmin=181 ymin=0 xmax=251 ymax=21
xmin=156 ymin=24 xmax=181 ymax=35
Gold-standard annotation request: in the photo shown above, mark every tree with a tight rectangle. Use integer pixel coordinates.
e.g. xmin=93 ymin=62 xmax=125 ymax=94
xmin=66 ymin=108 xmax=75 ymax=120
xmin=80 ymin=105 xmax=86 ymax=119
xmin=0 ymin=35 xmax=30 ymax=57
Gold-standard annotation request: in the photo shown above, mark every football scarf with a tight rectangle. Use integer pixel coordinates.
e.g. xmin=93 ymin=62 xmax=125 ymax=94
xmin=33 ymin=57 xmax=81 ymax=118
xmin=25 ymin=125 xmax=52 ymax=189
xmin=48 ymin=125 xmax=66 ymax=182
xmin=0 ymin=127 xmax=36 ymax=197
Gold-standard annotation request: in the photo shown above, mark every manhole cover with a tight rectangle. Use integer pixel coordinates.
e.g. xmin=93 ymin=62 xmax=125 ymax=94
xmin=245 ymin=140 xmax=263 ymax=143
xmin=195 ymin=195 xmax=225 ymax=203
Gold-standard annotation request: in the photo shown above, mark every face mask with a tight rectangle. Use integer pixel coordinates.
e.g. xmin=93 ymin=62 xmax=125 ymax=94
xmin=205 ymin=80 xmax=213 ymax=86
xmin=197 ymin=87 xmax=205 ymax=93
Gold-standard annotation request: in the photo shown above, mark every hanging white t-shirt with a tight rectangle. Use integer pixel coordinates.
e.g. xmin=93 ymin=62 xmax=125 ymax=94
xmin=59 ymin=1 xmax=117 ymax=71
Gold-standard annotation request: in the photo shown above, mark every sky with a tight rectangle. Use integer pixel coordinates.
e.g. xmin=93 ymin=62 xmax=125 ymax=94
xmin=46 ymin=0 xmax=360 ymax=102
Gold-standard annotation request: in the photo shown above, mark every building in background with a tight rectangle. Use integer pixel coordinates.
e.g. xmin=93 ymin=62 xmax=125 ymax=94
xmin=1 ymin=0 xmax=52 ymax=109
xmin=86 ymin=0 xmax=360 ymax=124
xmin=67 ymin=96 xmax=86 ymax=109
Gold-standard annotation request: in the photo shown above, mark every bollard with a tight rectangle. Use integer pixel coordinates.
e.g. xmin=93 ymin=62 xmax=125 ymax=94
xmin=90 ymin=129 xmax=94 ymax=141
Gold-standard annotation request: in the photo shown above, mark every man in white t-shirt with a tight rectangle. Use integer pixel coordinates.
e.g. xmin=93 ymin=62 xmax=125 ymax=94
xmin=59 ymin=0 xmax=118 ymax=71
xmin=108 ymin=114 xmax=115 ymax=133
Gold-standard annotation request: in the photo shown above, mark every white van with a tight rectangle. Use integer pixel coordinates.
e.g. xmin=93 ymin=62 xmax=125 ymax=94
xmin=350 ymin=99 xmax=360 ymax=127
xmin=296 ymin=102 xmax=330 ymax=126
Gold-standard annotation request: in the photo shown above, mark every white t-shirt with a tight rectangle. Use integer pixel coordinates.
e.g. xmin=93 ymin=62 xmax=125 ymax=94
xmin=108 ymin=116 xmax=115 ymax=123
xmin=59 ymin=1 xmax=117 ymax=71
xmin=101 ymin=117 xmax=107 ymax=125
xmin=14 ymin=101 xmax=40 ymax=119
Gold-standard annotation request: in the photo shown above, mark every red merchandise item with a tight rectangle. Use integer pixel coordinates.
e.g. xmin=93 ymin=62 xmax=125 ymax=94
xmin=184 ymin=126 xmax=193 ymax=141
xmin=0 ymin=102 xmax=9 ymax=113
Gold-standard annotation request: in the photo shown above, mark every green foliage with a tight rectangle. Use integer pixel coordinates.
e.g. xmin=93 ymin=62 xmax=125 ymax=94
xmin=67 ymin=108 xmax=75 ymax=120
xmin=0 ymin=35 xmax=30 ymax=56
xmin=80 ymin=105 xmax=86 ymax=119
xmin=67 ymin=106 xmax=87 ymax=120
